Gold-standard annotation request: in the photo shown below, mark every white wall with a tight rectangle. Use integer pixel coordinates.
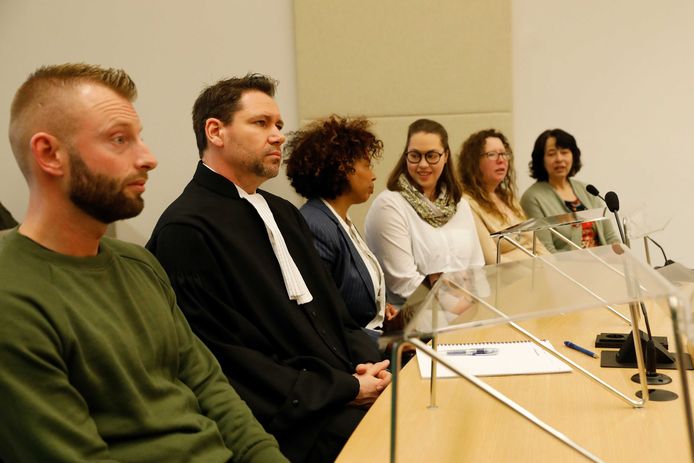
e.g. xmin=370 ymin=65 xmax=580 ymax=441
xmin=513 ymin=1 xmax=694 ymax=267
xmin=3 ymin=2 xmax=692 ymax=267
xmin=0 ymin=0 xmax=298 ymax=245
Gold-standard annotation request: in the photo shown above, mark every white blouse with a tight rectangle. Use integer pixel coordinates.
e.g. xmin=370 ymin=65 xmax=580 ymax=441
xmin=364 ymin=189 xmax=485 ymax=306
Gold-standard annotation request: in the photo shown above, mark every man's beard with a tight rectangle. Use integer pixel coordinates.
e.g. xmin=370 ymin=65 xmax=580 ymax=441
xmin=244 ymin=151 xmax=280 ymax=180
xmin=68 ymin=150 xmax=145 ymax=224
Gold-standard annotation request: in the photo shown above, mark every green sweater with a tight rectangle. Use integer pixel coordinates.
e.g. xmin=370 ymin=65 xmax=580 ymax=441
xmin=0 ymin=230 xmax=288 ymax=463
xmin=520 ymin=179 xmax=620 ymax=253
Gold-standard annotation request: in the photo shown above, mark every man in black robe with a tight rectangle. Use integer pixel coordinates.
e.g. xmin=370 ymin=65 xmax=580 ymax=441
xmin=147 ymin=74 xmax=390 ymax=463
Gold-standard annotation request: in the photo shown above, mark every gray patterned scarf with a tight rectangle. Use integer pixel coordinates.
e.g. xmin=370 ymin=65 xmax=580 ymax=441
xmin=397 ymin=174 xmax=457 ymax=227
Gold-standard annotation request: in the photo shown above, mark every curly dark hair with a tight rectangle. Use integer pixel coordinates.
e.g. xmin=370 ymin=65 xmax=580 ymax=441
xmin=385 ymin=119 xmax=462 ymax=204
xmin=284 ymin=115 xmax=383 ymax=199
xmin=458 ymin=129 xmax=522 ymax=220
xmin=529 ymin=128 xmax=582 ymax=181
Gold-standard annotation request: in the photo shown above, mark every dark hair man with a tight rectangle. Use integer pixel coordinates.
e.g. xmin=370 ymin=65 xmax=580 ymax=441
xmin=147 ymin=74 xmax=391 ymax=462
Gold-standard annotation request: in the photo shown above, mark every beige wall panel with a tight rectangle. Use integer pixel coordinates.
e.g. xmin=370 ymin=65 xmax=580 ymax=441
xmin=294 ymin=0 xmax=511 ymax=119
xmin=298 ymin=113 xmax=513 ymax=232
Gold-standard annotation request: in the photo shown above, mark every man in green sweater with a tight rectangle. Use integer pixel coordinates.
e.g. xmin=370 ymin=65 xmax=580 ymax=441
xmin=0 ymin=63 xmax=288 ymax=462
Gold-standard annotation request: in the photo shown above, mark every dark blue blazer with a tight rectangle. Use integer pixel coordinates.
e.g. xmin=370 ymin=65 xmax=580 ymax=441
xmin=300 ymin=199 xmax=378 ymax=328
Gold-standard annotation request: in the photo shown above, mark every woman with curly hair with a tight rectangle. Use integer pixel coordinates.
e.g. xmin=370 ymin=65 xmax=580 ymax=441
xmin=285 ymin=115 xmax=396 ymax=338
xmin=458 ymin=129 xmax=547 ymax=264
xmin=364 ymin=119 xmax=484 ymax=308
xmin=520 ymin=128 xmax=618 ymax=252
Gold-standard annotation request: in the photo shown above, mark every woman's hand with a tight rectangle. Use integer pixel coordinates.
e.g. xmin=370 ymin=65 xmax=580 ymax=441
xmin=426 ymin=272 xmax=442 ymax=287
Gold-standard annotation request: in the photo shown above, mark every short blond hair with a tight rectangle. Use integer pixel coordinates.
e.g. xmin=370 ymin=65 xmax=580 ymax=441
xmin=8 ymin=63 xmax=137 ymax=176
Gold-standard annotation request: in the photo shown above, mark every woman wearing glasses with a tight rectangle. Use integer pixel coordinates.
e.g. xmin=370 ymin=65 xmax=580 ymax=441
xmin=365 ymin=119 xmax=484 ymax=308
xmin=458 ymin=129 xmax=547 ymax=264
xmin=520 ymin=128 xmax=619 ymax=252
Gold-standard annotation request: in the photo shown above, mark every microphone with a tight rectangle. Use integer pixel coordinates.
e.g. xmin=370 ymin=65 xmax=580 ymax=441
xmin=586 ymin=184 xmax=604 ymax=201
xmin=587 ymin=185 xmax=628 ymax=246
xmin=604 ymin=191 xmax=626 ymax=244
xmin=604 ymin=191 xmax=619 ymax=213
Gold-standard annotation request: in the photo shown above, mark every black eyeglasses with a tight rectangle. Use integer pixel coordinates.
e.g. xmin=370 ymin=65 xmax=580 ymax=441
xmin=405 ymin=150 xmax=444 ymax=165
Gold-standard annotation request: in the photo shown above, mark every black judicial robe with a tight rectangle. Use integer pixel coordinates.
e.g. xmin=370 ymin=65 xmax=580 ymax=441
xmin=147 ymin=162 xmax=381 ymax=462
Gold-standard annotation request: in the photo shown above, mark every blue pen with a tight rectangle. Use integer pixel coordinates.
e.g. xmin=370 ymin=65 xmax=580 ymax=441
xmin=564 ymin=341 xmax=598 ymax=358
xmin=447 ymin=348 xmax=499 ymax=356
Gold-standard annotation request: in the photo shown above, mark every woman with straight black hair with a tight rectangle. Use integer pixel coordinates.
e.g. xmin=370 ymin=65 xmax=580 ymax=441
xmin=520 ymin=128 xmax=618 ymax=252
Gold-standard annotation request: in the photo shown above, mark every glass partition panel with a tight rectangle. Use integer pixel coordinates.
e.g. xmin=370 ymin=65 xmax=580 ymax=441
xmin=657 ymin=263 xmax=694 ymax=342
xmin=490 ymin=207 xmax=610 ymax=237
xmin=386 ymin=244 xmax=693 ymax=463
xmin=403 ymin=244 xmax=678 ymax=338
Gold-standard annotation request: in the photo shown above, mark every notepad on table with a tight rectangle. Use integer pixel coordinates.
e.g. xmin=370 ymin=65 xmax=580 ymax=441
xmin=416 ymin=340 xmax=572 ymax=378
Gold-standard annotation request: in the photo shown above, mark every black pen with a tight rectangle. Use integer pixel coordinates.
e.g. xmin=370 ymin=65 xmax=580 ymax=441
xmin=564 ymin=340 xmax=598 ymax=358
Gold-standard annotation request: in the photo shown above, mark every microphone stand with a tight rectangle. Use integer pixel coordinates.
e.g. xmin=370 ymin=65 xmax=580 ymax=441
xmin=645 ymin=235 xmax=676 ymax=268
xmin=589 ymin=187 xmax=676 ymax=396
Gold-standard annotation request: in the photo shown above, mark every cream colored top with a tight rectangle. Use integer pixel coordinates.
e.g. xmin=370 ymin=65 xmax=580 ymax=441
xmin=464 ymin=194 xmax=548 ymax=265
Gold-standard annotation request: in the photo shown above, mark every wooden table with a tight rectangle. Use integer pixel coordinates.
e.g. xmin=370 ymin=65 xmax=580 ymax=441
xmin=336 ymin=303 xmax=693 ymax=462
